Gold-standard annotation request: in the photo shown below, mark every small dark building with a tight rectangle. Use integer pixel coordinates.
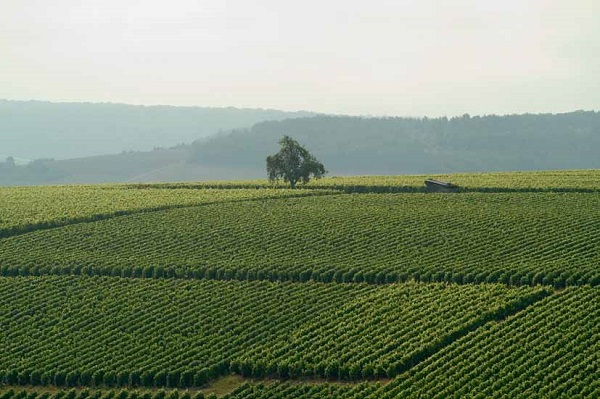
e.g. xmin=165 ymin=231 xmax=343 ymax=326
xmin=424 ymin=179 xmax=459 ymax=193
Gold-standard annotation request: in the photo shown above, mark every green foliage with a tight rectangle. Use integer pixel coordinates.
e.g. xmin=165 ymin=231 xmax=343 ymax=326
xmin=369 ymin=287 xmax=600 ymax=399
xmin=266 ymin=136 xmax=326 ymax=188
xmin=1 ymin=192 xmax=597 ymax=288
xmin=0 ymin=391 xmax=210 ymax=399
xmin=122 ymin=169 xmax=600 ymax=192
xmin=303 ymin=169 xmax=600 ymax=193
xmin=219 ymin=381 xmax=379 ymax=398
xmin=0 ymin=185 xmax=335 ymax=238
xmin=0 ymin=276 xmax=541 ymax=387
xmin=0 ymin=170 xmax=598 ymax=398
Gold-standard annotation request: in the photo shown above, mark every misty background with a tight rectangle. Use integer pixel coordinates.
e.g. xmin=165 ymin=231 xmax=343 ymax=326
xmin=2 ymin=1 xmax=599 ymax=116
xmin=0 ymin=100 xmax=314 ymax=161
xmin=1 ymin=100 xmax=598 ymax=186
xmin=1 ymin=1 xmax=598 ymax=185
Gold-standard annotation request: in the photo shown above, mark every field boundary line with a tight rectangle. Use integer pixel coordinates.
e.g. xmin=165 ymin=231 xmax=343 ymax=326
xmin=0 ymin=263 xmax=590 ymax=289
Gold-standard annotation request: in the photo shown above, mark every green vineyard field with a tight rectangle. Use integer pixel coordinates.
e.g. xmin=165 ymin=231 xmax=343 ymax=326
xmin=1 ymin=193 xmax=598 ymax=287
xmin=0 ymin=276 xmax=544 ymax=386
xmin=306 ymin=170 xmax=600 ymax=193
xmin=0 ymin=170 xmax=598 ymax=398
xmin=129 ymin=169 xmax=600 ymax=192
xmin=372 ymin=286 xmax=600 ymax=398
xmin=0 ymin=186 xmax=334 ymax=238
xmin=219 ymin=288 xmax=600 ymax=399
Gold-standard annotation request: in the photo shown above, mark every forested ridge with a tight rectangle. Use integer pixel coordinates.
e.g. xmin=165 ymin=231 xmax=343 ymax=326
xmin=190 ymin=111 xmax=600 ymax=175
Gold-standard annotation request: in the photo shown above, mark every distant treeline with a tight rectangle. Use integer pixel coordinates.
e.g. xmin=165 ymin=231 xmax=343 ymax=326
xmin=0 ymin=158 xmax=66 ymax=185
xmin=189 ymin=111 xmax=600 ymax=175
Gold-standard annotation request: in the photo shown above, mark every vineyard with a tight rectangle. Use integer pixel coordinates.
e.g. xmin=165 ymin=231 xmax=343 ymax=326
xmin=1 ymin=193 xmax=598 ymax=287
xmin=0 ymin=276 xmax=545 ymax=385
xmin=371 ymin=286 xmax=600 ymax=398
xmin=0 ymin=186 xmax=334 ymax=238
xmin=127 ymin=169 xmax=600 ymax=192
xmin=0 ymin=169 xmax=598 ymax=398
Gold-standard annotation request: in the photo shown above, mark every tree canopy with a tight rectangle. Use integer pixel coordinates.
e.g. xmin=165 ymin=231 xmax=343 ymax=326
xmin=266 ymin=135 xmax=326 ymax=188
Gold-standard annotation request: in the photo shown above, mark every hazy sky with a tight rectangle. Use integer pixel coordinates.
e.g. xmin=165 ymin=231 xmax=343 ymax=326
xmin=1 ymin=0 xmax=599 ymax=116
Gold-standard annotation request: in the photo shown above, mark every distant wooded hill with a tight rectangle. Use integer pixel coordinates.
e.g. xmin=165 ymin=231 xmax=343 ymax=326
xmin=0 ymin=100 xmax=314 ymax=161
xmin=188 ymin=111 xmax=600 ymax=175
xmin=1 ymin=110 xmax=598 ymax=185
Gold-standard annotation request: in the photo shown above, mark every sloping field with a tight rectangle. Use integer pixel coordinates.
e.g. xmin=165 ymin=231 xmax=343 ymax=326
xmin=0 ymin=170 xmax=598 ymax=398
xmin=0 ymin=276 xmax=545 ymax=385
xmin=308 ymin=170 xmax=600 ymax=193
xmin=371 ymin=286 xmax=600 ymax=399
xmin=181 ymin=288 xmax=600 ymax=399
xmin=1 ymin=193 xmax=598 ymax=287
xmin=0 ymin=186 xmax=335 ymax=238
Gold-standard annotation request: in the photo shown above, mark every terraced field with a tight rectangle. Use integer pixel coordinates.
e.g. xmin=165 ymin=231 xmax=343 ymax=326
xmin=0 ymin=170 xmax=598 ymax=398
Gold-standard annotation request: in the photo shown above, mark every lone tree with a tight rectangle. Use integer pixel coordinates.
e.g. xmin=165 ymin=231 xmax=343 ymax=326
xmin=266 ymin=136 xmax=326 ymax=188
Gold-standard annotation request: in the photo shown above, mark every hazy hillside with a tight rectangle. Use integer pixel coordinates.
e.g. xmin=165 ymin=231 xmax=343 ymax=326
xmin=1 ymin=111 xmax=598 ymax=185
xmin=189 ymin=111 xmax=600 ymax=176
xmin=0 ymin=100 xmax=314 ymax=161
xmin=0 ymin=148 xmax=262 ymax=186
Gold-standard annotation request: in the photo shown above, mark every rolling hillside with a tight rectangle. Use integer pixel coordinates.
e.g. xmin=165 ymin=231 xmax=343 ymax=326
xmin=0 ymin=170 xmax=598 ymax=398
xmin=188 ymin=111 xmax=600 ymax=176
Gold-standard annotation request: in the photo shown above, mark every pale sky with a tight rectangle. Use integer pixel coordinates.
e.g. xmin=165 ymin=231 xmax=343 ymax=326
xmin=1 ymin=0 xmax=599 ymax=116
